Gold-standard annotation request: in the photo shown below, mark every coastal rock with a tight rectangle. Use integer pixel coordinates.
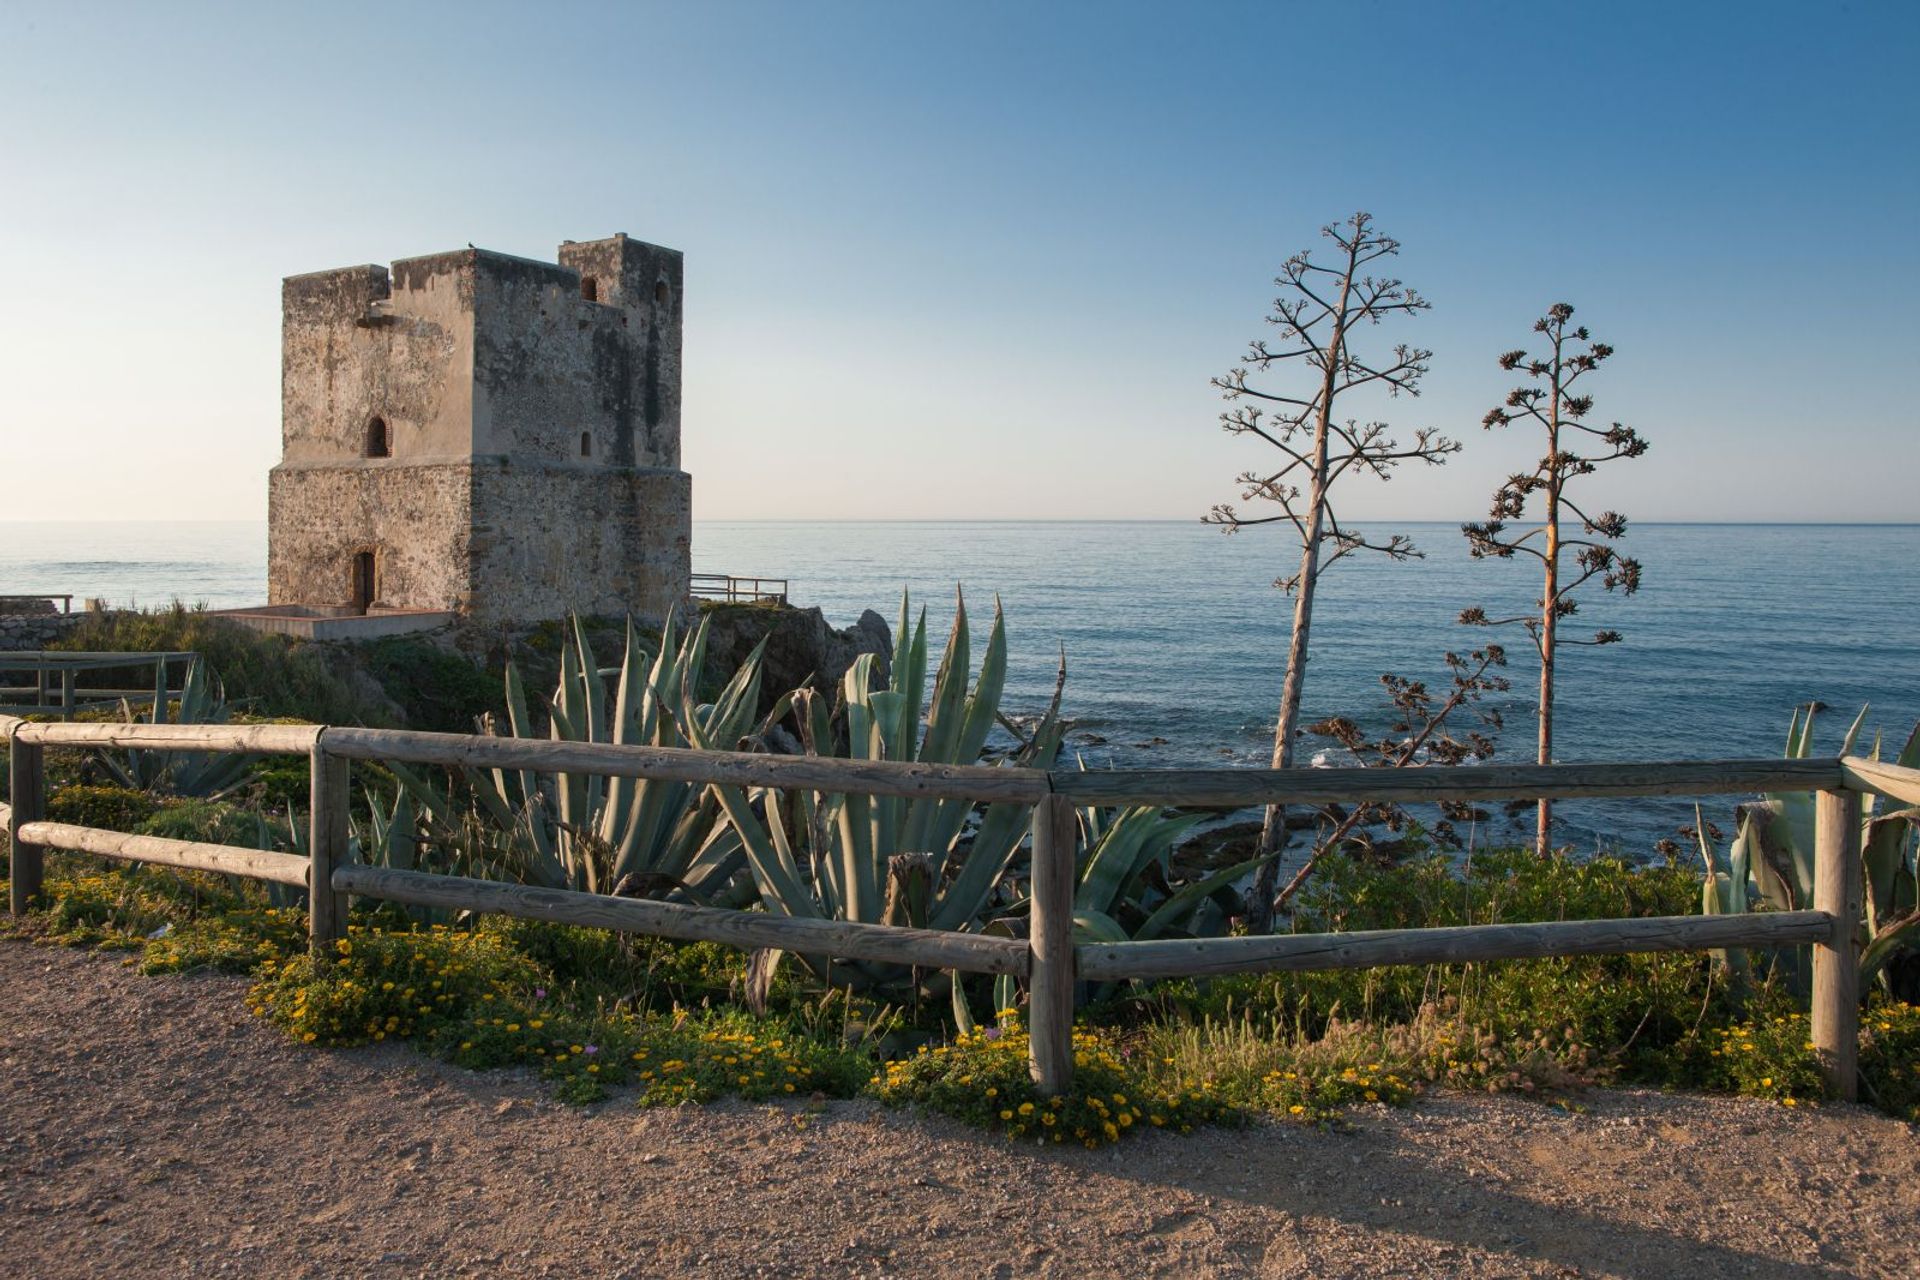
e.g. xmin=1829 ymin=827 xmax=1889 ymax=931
xmin=698 ymin=603 xmax=893 ymax=712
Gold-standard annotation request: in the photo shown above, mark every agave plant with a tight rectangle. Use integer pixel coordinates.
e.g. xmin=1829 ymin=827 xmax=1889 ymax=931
xmin=698 ymin=592 xmax=1066 ymax=993
xmin=98 ymin=657 xmax=256 ymax=798
xmin=397 ymin=613 xmax=785 ymax=900
xmin=1702 ymin=704 xmax=1920 ymax=995
xmin=1068 ymin=803 xmax=1259 ymax=946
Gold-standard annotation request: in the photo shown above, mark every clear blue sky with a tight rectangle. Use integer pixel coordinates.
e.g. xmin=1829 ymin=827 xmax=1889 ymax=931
xmin=2 ymin=0 xmax=1914 ymax=522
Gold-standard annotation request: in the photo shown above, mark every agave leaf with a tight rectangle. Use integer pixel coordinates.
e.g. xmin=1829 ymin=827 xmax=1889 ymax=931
xmin=1075 ymin=807 xmax=1161 ymax=917
xmin=1863 ymin=810 xmax=1920 ymax=931
xmin=1072 ymin=910 xmax=1131 ymax=945
xmin=953 ymin=602 xmax=1009 ymax=767
xmin=918 ymin=593 xmax=972 ymax=766
xmin=1861 ymin=911 xmax=1920 ymax=988
xmin=951 ymin=972 xmax=976 ymax=1036
xmin=926 ymin=798 xmax=1034 ymax=933
xmin=1839 ymin=704 xmax=1870 ymax=757
xmin=709 ymin=784 xmax=819 ymax=919
xmin=1136 ymin=853 xmax=1266 ymax=941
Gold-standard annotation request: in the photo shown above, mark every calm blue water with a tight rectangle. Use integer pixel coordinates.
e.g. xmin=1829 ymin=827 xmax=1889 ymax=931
xmin=4 ymin=519 xmax=1917 ymax=854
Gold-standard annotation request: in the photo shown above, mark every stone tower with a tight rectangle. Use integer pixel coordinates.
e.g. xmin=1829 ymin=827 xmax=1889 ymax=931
xmin=267 ymin=234 xmax=692 ymax=630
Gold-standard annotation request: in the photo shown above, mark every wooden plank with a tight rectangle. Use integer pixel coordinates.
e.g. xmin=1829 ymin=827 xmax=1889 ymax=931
xmin=18 ymin=821 xmax=311 ymax=887
xmin=17 ymin=721 xmax=323 ymax=754
xmin=1811 ymin=789 xmax=1862 ymax=1103
xmin=308 ymin=742 xmax=351 ymax=955
xmin=1052 ymin=758 xmax=1844 ymax=809
xmin=319 ymin=727 xmax=1051 ymax=804
xmin=1077 ymin=910 xmax=1836 ymax=981
xmin=8 ymin=736 xmax=44 ymax=913
xmin=1026 ymin=794 xmax=1078 ymax=1095
xmin=331 ymin=864 xmax=1031 ymax=976
xmin=1840 ymin=756 xmax=1920 ymax=808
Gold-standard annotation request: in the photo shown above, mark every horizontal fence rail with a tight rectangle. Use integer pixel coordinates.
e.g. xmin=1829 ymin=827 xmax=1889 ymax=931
xmin=21 ymin=821 xmax=312 ymax=888
xmin=1056 ymin=758 xmax=1848 ymax=808
xmin=332 ymin=865 xmax=1030 ymax=976
xmin=317 ymin=726 xmax=1049 ymax=804
xmin=1079 ymin=911 xmax=1837 ymax=981
xmin=7 ymin=712 xmax=1911 ymax=1100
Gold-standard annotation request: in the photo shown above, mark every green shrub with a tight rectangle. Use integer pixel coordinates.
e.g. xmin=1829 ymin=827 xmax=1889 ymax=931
xmin=432 ymin=1006 xmax=871 ymax=1106
xmin=141 ymin=905 xmax=307 ymax=975
xmin=55 ymin=606 xmax=398 ymax=726
xmin=1859 ymin=999 xmax=1920 ymax=1121
xmin=46 ymin=785 xmax=167 ymax=831
xmin=135 ymin=799 xmax=268 ymax=847
xmin=360 ymin=637 xmax=501 ymax=732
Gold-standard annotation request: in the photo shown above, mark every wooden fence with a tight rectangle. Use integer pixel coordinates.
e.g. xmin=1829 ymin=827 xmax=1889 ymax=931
xmin=4 ymin=712 xmax=1915 ymax=1102
xmin=0 ymin=651 xmax=195 ymax=720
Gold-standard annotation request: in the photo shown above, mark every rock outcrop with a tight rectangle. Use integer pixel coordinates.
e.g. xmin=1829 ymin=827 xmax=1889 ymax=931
xmin=698 ymin=603 xmax=893 ymax=711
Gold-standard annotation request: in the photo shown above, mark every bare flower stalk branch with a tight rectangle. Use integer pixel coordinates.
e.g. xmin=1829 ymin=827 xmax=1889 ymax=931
xmin=1202 ymin=212 xmax=1458 ymax=930
xmin=1276 ymin=644 xmax=1510 ymax=908
xmin=1459 ymin=303 xmax=1648 ymax=855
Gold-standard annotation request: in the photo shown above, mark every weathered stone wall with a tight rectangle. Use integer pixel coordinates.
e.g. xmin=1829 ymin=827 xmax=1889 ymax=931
xmin=467 ymin=461 xmax=690 ymax=628
xmin=474 ymin=237 xmax=681 ymax=469
xmin=268 ymin=464 xmax=475 ymax=613
xmin=0 ymin=612 xmax=84 ymax=651
xmin=280 ymin=260 xmax=474 ymax=465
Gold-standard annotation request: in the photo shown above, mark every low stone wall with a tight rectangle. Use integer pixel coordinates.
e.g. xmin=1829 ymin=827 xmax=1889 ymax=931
xmin=0 ymin=612 xmax=85 ymax=651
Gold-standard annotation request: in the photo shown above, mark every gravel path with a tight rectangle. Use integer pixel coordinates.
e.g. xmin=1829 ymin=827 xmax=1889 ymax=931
xmin=0 ymin=941 xmax=1914 ymax=1279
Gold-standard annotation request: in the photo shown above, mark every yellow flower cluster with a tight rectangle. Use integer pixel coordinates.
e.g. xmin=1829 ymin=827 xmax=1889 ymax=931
xmin=872 ymin=1019 xmax=1223 ymax=1147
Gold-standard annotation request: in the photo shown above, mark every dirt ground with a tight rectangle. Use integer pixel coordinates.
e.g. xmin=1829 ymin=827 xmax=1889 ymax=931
xmin=0 ymin=942 xmax=1914 ymax=1279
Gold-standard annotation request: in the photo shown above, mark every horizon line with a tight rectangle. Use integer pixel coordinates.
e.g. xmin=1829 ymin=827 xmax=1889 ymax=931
xmin=4 ymin=518 xmax=1918 ymax=529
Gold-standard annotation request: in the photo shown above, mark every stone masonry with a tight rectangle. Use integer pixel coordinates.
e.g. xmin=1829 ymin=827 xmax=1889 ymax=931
xmin=267 ymin=234 xmax=693 ymax=630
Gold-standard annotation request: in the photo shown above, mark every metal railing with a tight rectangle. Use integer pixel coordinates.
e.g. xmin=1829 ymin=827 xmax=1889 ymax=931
xmin=3 ymin=712 xmax=1908 ymax=1101
xmin=690 ymin=573 xmax=789 ymax=605
xmin=0 ymin=594 xmax=74 ymax=615
xmin=0 ymin=651 xmax=196 ymax=720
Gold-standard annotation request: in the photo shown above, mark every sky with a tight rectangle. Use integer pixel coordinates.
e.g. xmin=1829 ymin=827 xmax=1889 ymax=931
xmin=1 ymin=0 xmax=1915 ymax=524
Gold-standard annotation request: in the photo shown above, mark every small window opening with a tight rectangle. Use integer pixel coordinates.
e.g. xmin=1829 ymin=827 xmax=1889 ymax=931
xmin=654 ymin=279 xmax=671 ymax=306
xmin=365 ymin=416 xmax=390 ymax=458
xmin=580 ymin=431 xmax=592 ymax=458
xmin=581 ymin=276 xmax=599 ymax=302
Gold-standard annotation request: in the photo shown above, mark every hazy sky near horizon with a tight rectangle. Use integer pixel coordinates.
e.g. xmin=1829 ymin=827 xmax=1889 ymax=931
xmin=2 ymin=1 xmax=1915 ymax=525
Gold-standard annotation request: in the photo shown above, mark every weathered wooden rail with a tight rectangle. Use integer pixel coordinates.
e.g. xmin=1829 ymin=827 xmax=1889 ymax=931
xmin=0 ymin=651 xmax=195 ymax=720
xmin=2 ymin=711 xmax=1907 ymax=1103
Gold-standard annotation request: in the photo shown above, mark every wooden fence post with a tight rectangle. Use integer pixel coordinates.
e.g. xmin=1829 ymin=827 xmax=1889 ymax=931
xmin=308 ymin=741 xmax=350 ymax=958
xmin=1028 ymin=792 xmax=1077 ymax=1096
xmin=1811 ymin=787 xmax=1862 ymax=1102
xmin=7 ymin=730 xmax=45 ymax=914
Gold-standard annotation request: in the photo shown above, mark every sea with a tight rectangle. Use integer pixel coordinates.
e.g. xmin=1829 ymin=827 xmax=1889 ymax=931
xmin=4 ymin=519 xmax=1917 ymax=857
